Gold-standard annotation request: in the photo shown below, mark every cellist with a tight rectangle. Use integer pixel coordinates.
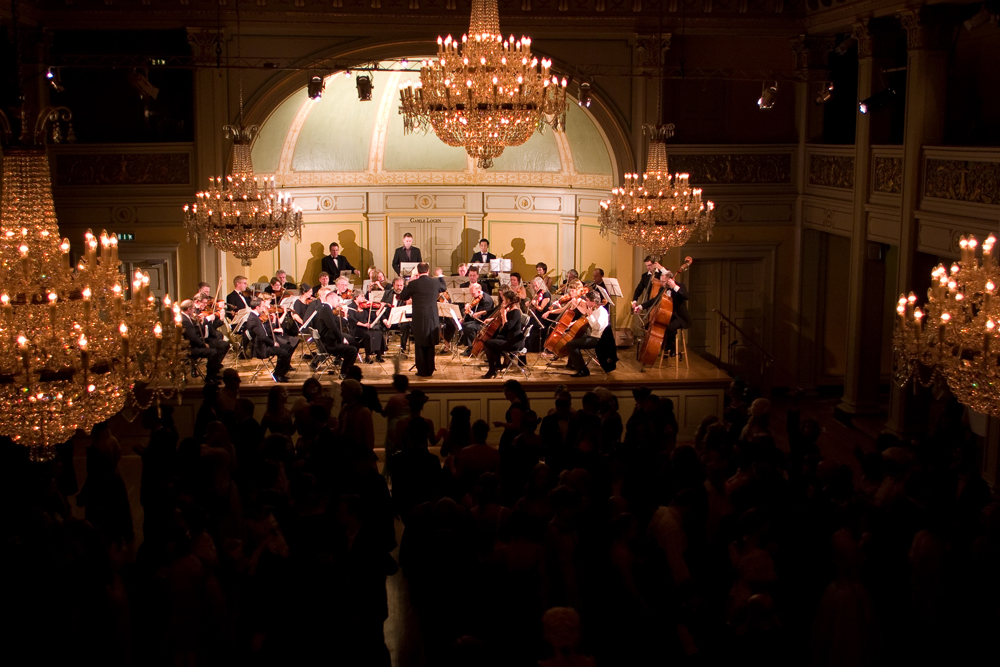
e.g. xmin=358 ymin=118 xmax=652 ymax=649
xmin=632 ymin=268 xmax=691 ymax=357
xmin=481 ymin=290 xmax=525 ymax=379
xmin=561 ymin=290 xmax=610 ymax=378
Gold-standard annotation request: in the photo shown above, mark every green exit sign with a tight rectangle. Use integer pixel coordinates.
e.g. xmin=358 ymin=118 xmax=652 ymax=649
xmin=117 ymin=233 xmax=136 ymax=242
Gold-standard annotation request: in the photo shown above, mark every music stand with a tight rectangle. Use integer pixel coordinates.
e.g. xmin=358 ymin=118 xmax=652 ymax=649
xmin=444 ymin=275 xmax=465 ymax=289
xmin=490 ymin=258 xmax=512 ymax=274
xmin=469 ymin=262 xmax=490 ymax=275
xmin=231 ymin=308 xmax=252 ymax=333
xmin=450 ymin=287 xmax=472 ymax=304
xmin=387 ymin=305 xmax=412 ymax=327
xmin=400 ymin=262 xmax=419 ymax=278
xmin=368 ymin=290 xmax=385 ymax=303
xmin=602 ymin=277 xmax=624 ymax=298
xmin=498 ymin=272 xmax=511 ymax=287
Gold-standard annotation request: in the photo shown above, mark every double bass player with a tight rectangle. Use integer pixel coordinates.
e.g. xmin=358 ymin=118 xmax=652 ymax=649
xmin=633 ymin=267 xmax=691 ymax=357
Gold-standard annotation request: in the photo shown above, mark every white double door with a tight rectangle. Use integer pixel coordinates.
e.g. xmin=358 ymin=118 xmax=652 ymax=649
xmin=389 ymin=216 xmax=464 ymax=275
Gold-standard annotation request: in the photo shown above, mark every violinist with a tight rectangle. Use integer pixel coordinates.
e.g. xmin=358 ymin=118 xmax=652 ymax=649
xmin=265 ymin=277 xmax=286 ymax=301
xmin=590 ymin=268 xmax=611 ymax=311
xmin=180 ymin=299 xmax=226 ymax=383
xmin=335 ymin=276 xmax=356 ymax=302
xmin=459 ymin=283 xmax=495 ymax=356
xmin=536 ymin=262 xmax=553 ymax=292
xmin=194 ymin=282 xmax=212 ymax=300
xmin=285 ymin=283 xmax=314 ymax=337
xmin=317 ymin=271 xmax=332 ymax=291
xmin=381 ymin=277 xmax=411 ymax=354
xmin=351 ymin=290 xmax=388 ymax=364
xmin=562 ymin=290 xmax=609 ymax=378
xmin=246 ymin=298 xmax=297 ymax=383
xmin=633 ymin=268 xmax=690 ymax=357
xmin=226 ymin=275 xmax=252 ymax=316
xmin=508 ymin=272 xmax=527 ymax=312
xmin=460 ymin=265 xmax=480 ymax=289
xmin=481 ymin=290 xmax=525 ymax=379
xmin=274 ymin=269 xmax=297 ymax=291
xmin=527 ymin=275 xmax=552 ymax=352
xmin=367 ymin=266 xmax=388 ymax=295
xmin=557 ymin=269 xmax=580 ymax=295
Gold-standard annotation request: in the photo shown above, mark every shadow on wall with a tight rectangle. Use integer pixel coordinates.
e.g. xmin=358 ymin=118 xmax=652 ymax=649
xmin=450 ymin=228 xmax=482 ymax=274
xmin=303 ymin=242 xmax=326 ymax=286
xmin=339 ymin=230 xmax=374 ymax=278
xmin=501 ymin=237 xmax=559 ymax=285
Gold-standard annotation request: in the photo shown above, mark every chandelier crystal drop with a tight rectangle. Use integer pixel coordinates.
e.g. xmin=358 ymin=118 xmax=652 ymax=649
xmin=0 ymin=110 xmax=188 ymax=461
xmin=894 ymin=234 xmax=1000 ymax=416
xmin=599 ymin=124 xmax=715 ymax=256
xmin=183 ymin=124 xmax=302 ymax=266
xmin=398 ymin=0 xmax=569 ymax=169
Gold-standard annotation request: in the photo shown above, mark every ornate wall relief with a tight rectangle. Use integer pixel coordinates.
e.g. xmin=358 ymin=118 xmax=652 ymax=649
xmin=808 ymin=154 xmax=855 ymax=189
xmin=667 ymin=153 xmax=793 ymax=185
xmin=55 ymin=153 xmax=191 ymax=186
xmin=924 ymin=158 xmax=1000 ymax=206
xmin=872 ymin=156 xmax=902 ymax=194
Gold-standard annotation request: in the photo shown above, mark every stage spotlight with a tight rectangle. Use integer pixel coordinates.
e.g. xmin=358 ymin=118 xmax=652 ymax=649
xmin=757 ymin=81 xmax=778 ymax=110
xmin=578 ymin=81 xmax=592 ymax=108
xmin=127 ymin=70 xmax=159 ymax=100
xmin=815 ymin=81 xmax=834 ymax=105
xmin=356 ymin=74 xmax=373 ymax=101
xmin=307 ymin=75 xmax=325 ymax=100
xmin=859 ymin=88 xmax=895 ymax=114
xmin=46 ymin=67 xmax=64 ymax=92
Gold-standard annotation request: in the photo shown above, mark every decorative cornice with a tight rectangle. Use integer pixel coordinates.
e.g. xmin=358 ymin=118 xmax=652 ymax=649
xmin=808 ymin=153 xmax=854 ymax=189
xmin=924 ymin=157 xmax=1000 ymax=207
xmin=668 ymin=152 xmax=793 ymax=185
xmin=54 ymin=152 xmax=191 ymax=186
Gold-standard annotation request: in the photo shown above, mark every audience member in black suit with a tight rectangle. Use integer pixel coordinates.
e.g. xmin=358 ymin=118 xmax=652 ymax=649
xmin=469 ymin=238 xmax=496 ymax=265
xmin=321 ymin=241 xmax=360 ymax=279
xmin=179 ymin=299 xmax=226 ymax=382
xmin=633 ymin=267 xmax=691 ymax=355
xmin=381 ymin=277 xmax=411 ymax=353
xmin=391 ymin=233 xmax=422 ymax=276
xmin=245 ymin=298 xmax=296 ymax=382
xmin=398 ymin=263 xmax=447 ymax=377
xmin=482 ymin=290 xmax=525 ymax=379
xmin=459 ymin=283 xmax=495 ymax=355
xmin=312 ymin=288 xmax=359 ymax=378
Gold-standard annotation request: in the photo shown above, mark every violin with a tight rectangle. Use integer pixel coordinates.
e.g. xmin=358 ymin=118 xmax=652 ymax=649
xmin=464 ymin=294 xmax=483 ymax=315
xmin=439 ymin=290 xmax=451 ymax=303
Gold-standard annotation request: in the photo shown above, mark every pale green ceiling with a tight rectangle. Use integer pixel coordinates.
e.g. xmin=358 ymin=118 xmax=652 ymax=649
xmin=251 ymin=61 xmax=614 ymax=178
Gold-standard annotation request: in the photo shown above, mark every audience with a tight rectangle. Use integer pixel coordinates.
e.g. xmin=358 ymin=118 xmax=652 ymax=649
xmin=2 ymin=375 xmax=996 ymax=667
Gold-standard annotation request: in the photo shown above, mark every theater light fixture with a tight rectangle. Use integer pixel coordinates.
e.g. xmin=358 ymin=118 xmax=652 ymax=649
xmin=578 ymin=81 xmax=592 ymax=108
xmin=356 ymin=74 xmax=373 ymax=101
xmin=307 ymin=75 xmax=325 ymax=100
xmin=815 ymin=81 xmax=834 ymax=104
xmin=859 ymin=87 xmax=895 ymax=114
xmin=46 ymin=67 xmax=64 ymax=92
xmin=757 ymin=81 xmax=778 ymax=110
xmin=127 ymin=69 xmax=159 ymax=100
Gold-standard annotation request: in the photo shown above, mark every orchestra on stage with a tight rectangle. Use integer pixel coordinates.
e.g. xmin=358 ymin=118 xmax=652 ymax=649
xmin=180 ymin=236 xmax=690 ymax=382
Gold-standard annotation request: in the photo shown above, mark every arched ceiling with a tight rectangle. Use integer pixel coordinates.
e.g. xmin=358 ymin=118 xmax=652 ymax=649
xmin=251 ymin=61 xmax=616 ymax=189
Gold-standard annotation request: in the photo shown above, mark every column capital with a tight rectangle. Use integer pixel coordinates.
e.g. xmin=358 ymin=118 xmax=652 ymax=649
xmin=186 ymin=27 xmax=226 ymax=64
xmin=850 ymin=17 xmax=897 ymax=59
xmin=897 ymin=6 xmax=956 ymax=51
xmin=636 ymin=33 xmax=671 ymax=72
xmin=791 ymin=34 xmax=835 ymax=73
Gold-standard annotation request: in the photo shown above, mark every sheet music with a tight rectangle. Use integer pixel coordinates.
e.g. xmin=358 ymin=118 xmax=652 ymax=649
xmin=362 ymin=279 xmax=371 ymax=293
xmin=450 ymin=287 xmax=472 ymax=304
xmin=602 ymin=277 xmax=624 ymax=298
xmin=369 ymin=290 xmax=385 ymax=302
xmin=439 ymin=302 xmax=462 ymax=330
xmin=278 ymin=296 xmax=298 ymax=309
xmin=490 ymin=258 xmax=512 ymax=273
xmin=387 ymin=305 xmax=412 ymax=326
xmin=498 ymin=272 xmax=511 ymax=286
xmin=400 ymin=261 xmax=420 ymax=277
xmin=300 ymin=310 xmax=317 ymax=332
xmin=469 ymin=262 xmax=490 ymax=275
xmin=443 ymin=275 xmax=465 ymax=289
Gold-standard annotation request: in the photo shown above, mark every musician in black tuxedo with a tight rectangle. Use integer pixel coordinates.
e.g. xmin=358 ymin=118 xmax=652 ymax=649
xmin=398 ymin=263 xmax=447 ymax=377
xmin=312 ymin=289 xmax=359 ymax=378
xmin=179 ymin=300 xmax=226 ymax=382
xmin=633 ymin=268 xmax=691 ymax=355
xmin=481 ymin=291 xmax=525 ymax=379
xmin=469 ymin=238 xmax=496 ymax=265
xmin=391 ymin=233 xmax=422 ymax=276
xmin=381 ymin=277 xmax=411 ymax=353
xmin=245 ymin=299 xmax=296 ymax=382
xmin=459 ymin=282 xmax=495 ymax=355
xmin=631 ymin=256 xmax=657 ymax=303
xmin=226 ymin=275 xmax=252 ymax=317
xmin=321 ymin=241 xmax=359 ymax=280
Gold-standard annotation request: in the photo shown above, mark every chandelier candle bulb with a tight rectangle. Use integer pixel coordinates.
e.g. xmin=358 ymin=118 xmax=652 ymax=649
xmin=153 ymin=322 xmax=162 ymax=357
xmin=78 ymin=334 xmax=89 ymax=375
xmin=1 ymin=294 xmax=10 ymax=324
xmin=119 ymin=323 xmax=129 ymax=366
xmin=110 ymin=235 xmax=118 ymax=265
xmin=19 ymin=244 xmax=29 ymax=275
xmin=48 ymin=292 xmax=58 ymax=330
xmin=60 ymin=239 xmax=70 ymax=269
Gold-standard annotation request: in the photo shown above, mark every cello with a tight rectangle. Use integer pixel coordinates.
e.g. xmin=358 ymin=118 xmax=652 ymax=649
xmin=544 ymin=285 xmax=590 ymax=357
xmin=637 ymin=257 xmax=693 ymax=367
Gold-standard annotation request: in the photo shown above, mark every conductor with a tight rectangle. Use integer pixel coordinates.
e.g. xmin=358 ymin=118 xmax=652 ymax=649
xmin=398 ymin=262 xmax=447 ymax=377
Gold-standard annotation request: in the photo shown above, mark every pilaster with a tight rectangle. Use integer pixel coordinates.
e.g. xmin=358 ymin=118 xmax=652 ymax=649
xmin=886 ymin=6 xmax=954 ymax=436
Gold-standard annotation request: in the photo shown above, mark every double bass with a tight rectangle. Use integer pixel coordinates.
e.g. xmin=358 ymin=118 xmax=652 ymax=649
xmin=637 ymin=257 xmax=693 ymax=366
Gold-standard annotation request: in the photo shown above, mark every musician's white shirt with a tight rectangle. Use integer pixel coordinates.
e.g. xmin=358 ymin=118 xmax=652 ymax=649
xmin=587 ymin=305 xmax=610 ymax=338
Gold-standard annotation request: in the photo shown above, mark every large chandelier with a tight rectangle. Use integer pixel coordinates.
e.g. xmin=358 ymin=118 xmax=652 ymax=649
xmin=894 ymin=234 xmax=1000 ymax=416
xmin=599 ymin=124 xmax=715 ymax=256
xmin=398 ymin=0 xmax=569 ymax=169
xmin=183 ymin=11 xmax=302 ymax=265
xmin=183 ymin=123 xmax=302 ymax=266
xmin=0 ymin=108 xmax=188 ymax=461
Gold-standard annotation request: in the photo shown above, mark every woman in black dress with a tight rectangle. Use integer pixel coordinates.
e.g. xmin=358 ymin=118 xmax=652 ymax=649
xmin=527 ymin=276 xmax=551 ymax=352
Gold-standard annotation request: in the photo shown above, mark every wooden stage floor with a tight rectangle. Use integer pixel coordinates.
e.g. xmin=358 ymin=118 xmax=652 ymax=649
xmin=223 ymin=347 xmax=732 ymax=394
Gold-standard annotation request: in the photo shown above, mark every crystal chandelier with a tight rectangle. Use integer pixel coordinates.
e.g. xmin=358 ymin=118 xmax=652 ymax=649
xmin=0 ymin=108 xmax=188 ymax=461
xmin=183 ymin=10 xmax=302 ymax=266
xmin=599 ymin=124 xmax=715 ymax=256
xmin=894 ymin=234 xmax=1000 ymax=416
xmin=397 ymin=0 xmax=569 ymax=169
